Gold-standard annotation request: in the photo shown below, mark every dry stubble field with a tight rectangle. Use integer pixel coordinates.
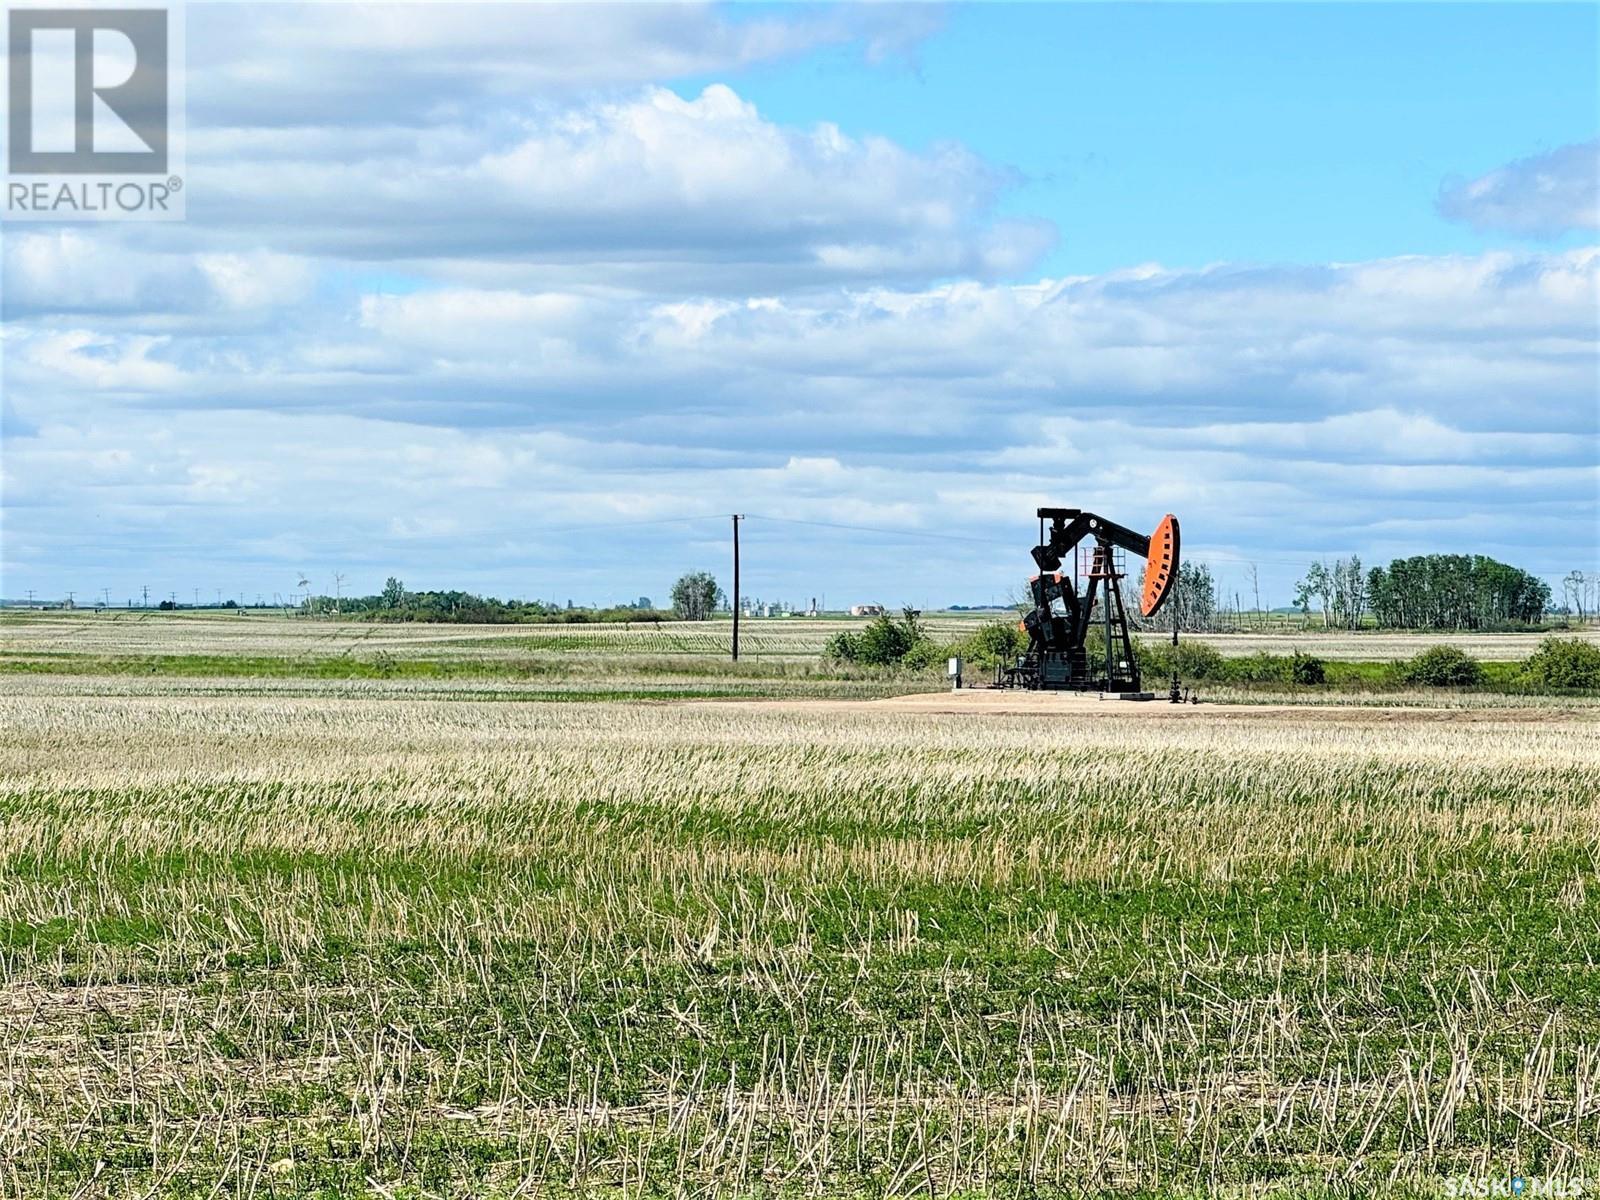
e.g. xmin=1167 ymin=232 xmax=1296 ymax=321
xmin=0 ymin=613 xmax=1597 ymax=1197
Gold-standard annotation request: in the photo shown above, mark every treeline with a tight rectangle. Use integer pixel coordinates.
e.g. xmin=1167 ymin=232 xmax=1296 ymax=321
xmin=304 ymin=579 xmax=668 ymax=624
xmin=1296 ymin=554 xmax=1550 ymax=631
xmin=1367 ymin=555 xmax=1550 ymax=630
xmin=1145 ymin=553 xmax=1556 ymax=632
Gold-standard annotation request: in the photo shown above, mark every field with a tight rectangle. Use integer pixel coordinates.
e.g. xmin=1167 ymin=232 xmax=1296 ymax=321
xmin=6 ymin=609 xmax=1594 ymax=664
xmin=0 ymin=612 xmax=1597 ymax=1196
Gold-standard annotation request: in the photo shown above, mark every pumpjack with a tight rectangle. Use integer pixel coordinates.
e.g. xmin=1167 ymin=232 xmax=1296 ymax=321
xmin=999 ymin=507 xmax=1180 ymax=692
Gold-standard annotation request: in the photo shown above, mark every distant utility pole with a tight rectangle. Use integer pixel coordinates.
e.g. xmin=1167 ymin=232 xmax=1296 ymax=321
xmin=141 ymin=585 xmax=149 ymax=609
xmin=731 ymin=514 xmax=742 ymax=662
xmin=26 ymin=589 xmax=35 ymax=606
xmin=66 ymin=590 xmax=74 ymax=608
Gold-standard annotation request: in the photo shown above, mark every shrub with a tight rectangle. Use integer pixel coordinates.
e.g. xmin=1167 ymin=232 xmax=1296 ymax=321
xmin=1291 ymin=651 xmax=1326 ymax=685
xmin=1522 ymin=636 xmax=1600 ymax=689
xmin=825 ymin=608 xmax=928 ymax=667
xmin=1225 ymin=653 xmax=1291 ymax=684
xmin=1211 ymin=651 xmax=1324 ymax=686
xmin=823 ymin=631 xmax=861 ymax=661
xmin=1141 ymin=639 xmax=1226 ymax=681
xmin=900 ymin=640 xmax=953 ymax=671
xmin=1395 ymin=645 xmax=1485 ymax=687
xmin=958 ymin=619 xmax=1028 ymax=669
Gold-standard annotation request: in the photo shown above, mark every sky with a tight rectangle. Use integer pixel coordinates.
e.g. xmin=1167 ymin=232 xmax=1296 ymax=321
xmin=2 ymin=1 xmax=1596 ymax=611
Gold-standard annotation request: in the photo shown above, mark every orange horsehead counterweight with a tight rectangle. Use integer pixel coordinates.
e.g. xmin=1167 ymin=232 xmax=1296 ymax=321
xmin=1140 ymin=514 xmax=1181 ymax=618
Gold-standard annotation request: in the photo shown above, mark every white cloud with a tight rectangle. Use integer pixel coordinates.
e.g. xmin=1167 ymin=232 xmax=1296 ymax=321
xmin=1438 ymin=140 xmax=1600 ymax=238
xmin=6 ymin=247 xmax=1595 ymax=603
xmin=3 ymin=5 xmax=1595 ymax=601
xmin=189 ymin=3 xmax=939 ymax=126
xmin=3 ymin=232 xmax=314 ymax=319
xmin=180 ymin=84 xmax=1049 ymax=287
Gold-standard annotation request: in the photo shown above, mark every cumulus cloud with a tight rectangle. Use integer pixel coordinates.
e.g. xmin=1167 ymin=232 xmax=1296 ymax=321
xmin=174 ymin=84 xmax=1051 ymax=287
xmin=9 ymin=248 xmax=1595 ymax=429
xmin=5 ymin=248 xmax=1596 ymax=601
xmin=3 ymin=232 xmax=314 ymax=321
xmin=1438 ymin=140 xmax=1600 ymax=238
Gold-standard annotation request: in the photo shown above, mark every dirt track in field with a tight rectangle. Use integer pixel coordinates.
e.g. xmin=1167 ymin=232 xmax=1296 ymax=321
xmin=693 ymin=689 xmax=1591 ymax=724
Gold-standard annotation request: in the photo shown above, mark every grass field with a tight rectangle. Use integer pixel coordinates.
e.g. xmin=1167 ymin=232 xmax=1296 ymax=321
xmin=5 ymin=609 xmax=1594 ymax=664
xmin=1 ymin=613 xmax=1597 ymax=1196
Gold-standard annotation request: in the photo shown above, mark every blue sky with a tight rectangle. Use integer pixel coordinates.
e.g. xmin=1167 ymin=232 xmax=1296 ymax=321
xmin=715 ymin=3 xmax=1599 ymax=273
xmin=2 ymin=2 xmax=1596 ymax=611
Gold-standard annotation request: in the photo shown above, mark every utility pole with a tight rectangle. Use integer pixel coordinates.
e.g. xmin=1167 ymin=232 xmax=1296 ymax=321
xmin=141 ymin=585 xmax=149 ymax=609
xmin=731 ymin=514 xmax=742 ymax=662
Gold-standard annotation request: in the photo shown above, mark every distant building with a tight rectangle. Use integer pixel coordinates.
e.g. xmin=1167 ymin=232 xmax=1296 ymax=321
xmin=849 ymin=604 xmax=885 ymax=617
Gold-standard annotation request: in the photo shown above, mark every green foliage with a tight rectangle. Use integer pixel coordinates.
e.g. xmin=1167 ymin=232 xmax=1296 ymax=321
xmin=1223 ymin=653 xmax=1286 ymax=684
xmin=1291 ymin=651 xmax=1326 ymax=685
xmin=826 ymin=608 xmax=930 ymax=667
xmin=955 ymin=619 xmax=1028 ymax=668
xmin=1190 ymin=650 xmax=1325 ymax=685
xmin=1139 ymin=639 xmax=1226 ymax=680
xmin=1521 ymin=636 xmax=1600 ymax=689
xmin=1368 ymin=554 xmax=1550 ymax=630
xmin=899 ymin=639 xmax=951 ymax=670
xmin=1294 ymin=557 xmax=1366 ymax=629
xmin=671 ymin=571 xmax=723 ymax=621
xmin=1395 ymin=645 xmax=1486 ymax=687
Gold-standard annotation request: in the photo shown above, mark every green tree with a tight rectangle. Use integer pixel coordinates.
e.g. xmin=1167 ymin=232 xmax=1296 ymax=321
xmin=381 ymin=577 xmax=406 ymax=608
xmin=671 ymin=571 xmax=722 ymax=621
xmin=1295 ymin=562 xmax=1333 ymax=628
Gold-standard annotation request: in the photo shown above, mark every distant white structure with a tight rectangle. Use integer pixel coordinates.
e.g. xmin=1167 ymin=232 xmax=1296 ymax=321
xmin=849 ymin=604 xmax=885 ymax=617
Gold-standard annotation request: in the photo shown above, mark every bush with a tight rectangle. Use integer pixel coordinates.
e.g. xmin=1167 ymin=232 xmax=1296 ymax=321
xmin=1140 ymin=639 xmax=1226 ymax=681
xmin=823 ymin=630 xmax=861 ymax=661
xmin=1522 ymin=636 xmax=1600 ymax=689
xmin=1226 ymin=652 xmax=1291 ymax=684
xmin=1395 ymin=645 xmax=1485 ymax=687
xmin=1291 ymin=652 xmax=1326 ymax=685
xmin=825 ymin=608 xmax=928 ymax=667
xmin=957 ymin=619 xmax=1028 ymax=669
xmin=900 ymin=640 xmax=953 ymax=671
xmin=1211 ymin=651 xmax=1324 ymax=686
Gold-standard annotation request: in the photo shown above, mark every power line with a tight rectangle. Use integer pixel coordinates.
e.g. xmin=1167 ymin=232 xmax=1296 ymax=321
xmin=744 ymin=513 xmax=996 ymax=545
xmin=531 ymin=514 xmax=728 ymax=536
